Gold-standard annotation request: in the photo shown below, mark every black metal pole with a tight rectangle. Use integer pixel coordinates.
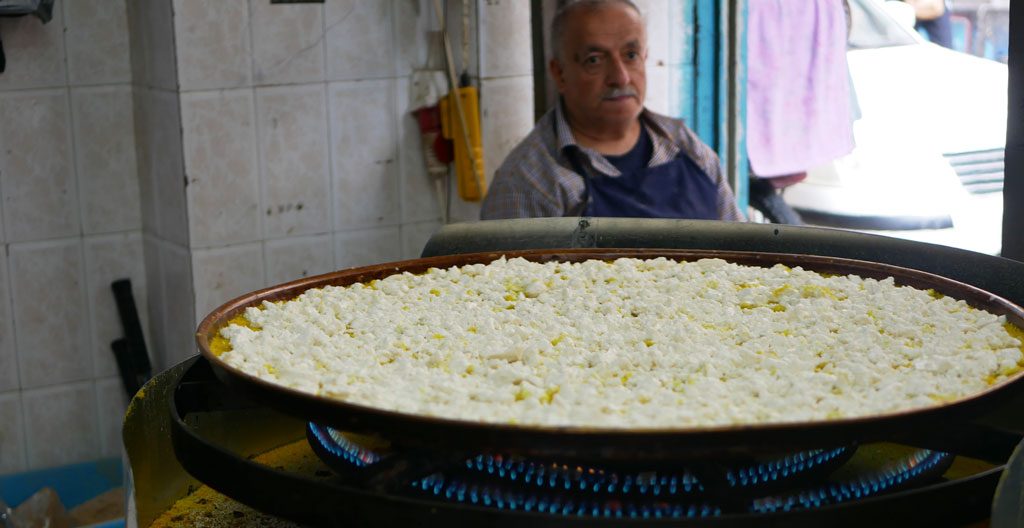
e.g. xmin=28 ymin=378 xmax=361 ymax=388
xmin=1003 ymin=1 xmax=1024 ymax=261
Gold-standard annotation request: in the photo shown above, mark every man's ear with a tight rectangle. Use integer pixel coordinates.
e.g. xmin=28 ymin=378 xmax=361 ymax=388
xmin=549 ymin=57 xmax=567 ymax=94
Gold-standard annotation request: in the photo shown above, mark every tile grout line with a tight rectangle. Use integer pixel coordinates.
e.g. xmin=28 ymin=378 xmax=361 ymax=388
xmin=390 ymin=0 xmax=406 ymax=258
xmin=1 ymin=241 xmax=27 ymax=472
xmin=244 ymin=0 xmax=269 ymax=290
xmin=61 ymin=1 xmax=105 ymax=464
xmin=321 ymin=2 xmax=338 ymax=270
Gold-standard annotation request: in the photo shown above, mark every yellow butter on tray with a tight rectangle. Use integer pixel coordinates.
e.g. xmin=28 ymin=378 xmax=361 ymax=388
xmin=215 ymin=257 xmax=1024 ymax=428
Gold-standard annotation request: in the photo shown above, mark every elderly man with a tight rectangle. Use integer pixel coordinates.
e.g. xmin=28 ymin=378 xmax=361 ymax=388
xmin=480 ymin=0 xmax=744 ymax=221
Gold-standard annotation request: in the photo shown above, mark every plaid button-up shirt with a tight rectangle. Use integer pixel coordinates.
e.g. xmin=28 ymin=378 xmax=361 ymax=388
xmin=480 ymin=101 xmax=745 ymax=221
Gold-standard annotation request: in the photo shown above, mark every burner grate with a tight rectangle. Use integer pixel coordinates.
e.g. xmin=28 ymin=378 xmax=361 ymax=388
xmin=464 ymin=453 xmax=703 ymax=496
xmin=411 ymin=473 xmax=721 ymax=519
xmin=306 ymin=423 xmax=955 ymax=519
xmin=750 ymin=448 xmax=953 ymax=514
xmin=726 ymin=447 xmax=849 ymax=489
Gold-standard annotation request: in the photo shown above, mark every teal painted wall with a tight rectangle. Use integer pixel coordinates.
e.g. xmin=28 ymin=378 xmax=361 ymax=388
xmin=684 ymin=0 xmax=747 ymax=210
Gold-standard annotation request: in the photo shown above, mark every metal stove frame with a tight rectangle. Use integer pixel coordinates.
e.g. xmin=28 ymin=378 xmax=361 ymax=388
xmin=125 ymin=218 xmax=1024 ymax=527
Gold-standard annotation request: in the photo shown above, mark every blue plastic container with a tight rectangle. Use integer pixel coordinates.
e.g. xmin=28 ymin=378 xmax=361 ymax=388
xmin=0 ymin=457 xmax=125 ymax=528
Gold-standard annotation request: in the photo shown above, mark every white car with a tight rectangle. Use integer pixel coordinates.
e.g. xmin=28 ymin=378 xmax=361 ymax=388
xmin=783 ymin=0 xmax=1007 ymax=255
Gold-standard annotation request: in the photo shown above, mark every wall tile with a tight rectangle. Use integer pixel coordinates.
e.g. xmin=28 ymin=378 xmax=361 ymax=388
xmin=125 ymin=0 xmax=146 ymax=85
xmin=139 ymin=0 xmax=178 ymax=90
xmin=0 ymin=393 xmax=26 ymax=475
xmin=22 ymin=383 xmax=99 ymax=470
xmin=394 ymin=0 xmax=442 ymax=76
xmin=173 ymin=0 xmax=252 ymax=91
xmin=142 ymin=235 xmax=166 ymax=373
xmin=334 ymin=226 xmax=401 ymax=270
xmin=0 ymin=252 xmax=17 ymax=392
xmin=325 ymin=0 xmax=394 ymax=81
xmin=96 ymin=377 xmax=128 ymax=458
xmin=256 ymin=85 xmax=331 ymax=239
xmin=400 ymin=220 xmax=441 ymax=260
xmin=72 ymin=86 xmax=142 ymax=235
xmin=158 ymin=242 xmax=194 ymax=370
xmin=64 ymin=0 xmax=132 ymax=85
xmin=148 ymin=90 xmax=189 ymax=246
xmin=84 ymin=233 xmax=148 ymax=379
xmin=0 ymin=91 xmax=80 ymax=243
xmin=182 ymin=90 xmax=261 ymax=248
xmin=132 ymin=89 xmax=158 ymax=234
xmin=398 ymin=77 xmax=443 ymax=224
xmin=10 ymin=240 xmax=92 ymax=389
xmin=479 ymin=0 xmax=533 ymax=78
xmin=480 ymin=76 xmax=535 ymax=181
xmin=0 ymin=8 xmax=65 ymax=90
xmin=437 ymin=0 xmax=479 ymax=79
xmin=446 ymin=175 xmax=483 ymax=223
xmin=329 ymin=80 xmax=400 ymax=230
xmin=264 ymin=234 xmax=335 ymax=286
xmin=250 ymin=0 xmax=325 ymax=86
xmin=191 ymin=244 xmax=265 ymax=332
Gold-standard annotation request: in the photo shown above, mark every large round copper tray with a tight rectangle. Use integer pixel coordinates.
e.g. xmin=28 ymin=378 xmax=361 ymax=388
xmin=195 ymin=249 xmax=1024 ymax=461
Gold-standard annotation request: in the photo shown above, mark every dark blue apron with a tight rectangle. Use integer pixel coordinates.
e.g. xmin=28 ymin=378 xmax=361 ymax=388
xmin=566 ymin=130 xmax=719 ymax=219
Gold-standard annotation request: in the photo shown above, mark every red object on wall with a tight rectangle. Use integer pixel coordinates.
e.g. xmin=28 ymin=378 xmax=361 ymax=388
xmin=413 ymin=105 xmax=454 ymax=164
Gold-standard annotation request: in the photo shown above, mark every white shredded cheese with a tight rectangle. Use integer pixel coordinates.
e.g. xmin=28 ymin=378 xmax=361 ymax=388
xmin=218 ymin=257 xmax=1024 ymax=428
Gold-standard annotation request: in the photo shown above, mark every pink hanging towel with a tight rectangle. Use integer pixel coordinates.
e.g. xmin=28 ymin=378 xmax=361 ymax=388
xmin=746 ymin=0 xmax=855 ymax=177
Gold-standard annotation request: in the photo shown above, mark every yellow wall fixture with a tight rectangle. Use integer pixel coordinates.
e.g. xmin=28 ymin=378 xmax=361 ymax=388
xmin=440 ymin=85 xmax=485 ymax=202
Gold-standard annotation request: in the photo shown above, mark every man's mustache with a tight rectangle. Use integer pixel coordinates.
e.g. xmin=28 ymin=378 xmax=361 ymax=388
xmin=602 ymin=87 xmax=638 ymax=100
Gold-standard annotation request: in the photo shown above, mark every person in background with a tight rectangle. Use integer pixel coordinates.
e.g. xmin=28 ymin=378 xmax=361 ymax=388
xmin=745 ymin=0 xmax=856 ymax=224
xmin=480 ymin=0 xmax=744 ymax=221
xmin=904 ymin=0 xmax=953 ymax=49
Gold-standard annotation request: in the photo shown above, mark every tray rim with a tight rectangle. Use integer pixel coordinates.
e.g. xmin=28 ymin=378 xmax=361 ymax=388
xmin=193 ymin=248 xmax=1024 ymax=453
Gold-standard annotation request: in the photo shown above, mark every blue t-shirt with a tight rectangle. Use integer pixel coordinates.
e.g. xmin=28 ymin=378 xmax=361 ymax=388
xmin=602 ymin=125 xmax=653 ymax=175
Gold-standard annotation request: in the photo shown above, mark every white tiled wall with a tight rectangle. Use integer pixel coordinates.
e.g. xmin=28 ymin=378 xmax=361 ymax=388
xmin=0 ymin=0 xmax=543 ymax=477
xmin=147 ymin=90 xmax=189 ymax=247
xmin=83 ymin=233 xmax=148 ymax=379
xmin=397 ymin=76 xmax=444 ymax=224
xmin=133 ymin=0 xmax=178 ymax=92
xmin=181 ymin=89 xmax=262 ymax=248
xmin=0 ymin=7 xmax=65 ymax=91
xmin=480 ymin=76 xmax=537 ymax=179
xmin=157 ymin=241 xmax=195 ymax=370
xmin=334 ymin=226 xmax=402 ymax=270
xmin=0 ymin=393 xmax=27 ymax=475
xmin=249 ymin=0 xmax=325 ymax=85
xmin=169 ymin=0 xmax=534 ymax=333
xmin=0 ymin=255 xmax=16 ymax=393
xmin=264 ymin=234 xmax=336 ymax=285
xmin=0 ymin=1 xmax=143 ymax=476
xmin=0 ymin=90 xmax=79 ymax=243
xmin=191 ymin=243 xmax=266 ymax=326
xmin=478 ymin=0 xmax=534 ymax=79
xmin=325 ymin=1 xmax=395 ymax=81
xmin=64 ymin=0 xmax=133 ymax=86
xmin=72 ymin=86 xmax=141 ymax=235
xmin=95 ymin=377 xmax=130 ymax=458
xmin=256 ymin=84 xmax=332 ymax=239
xmin=21 ymin=382 xmax=99 ymax=470
xmin=9 ymin=240 xmax=92 ymax=389
xmin=401 ymin=220 xmax=444 ymax=260
xmin=329 ymin=79 xmax=402 ymax=230
xmin=173 ymin=0 xmax=252 ymax=91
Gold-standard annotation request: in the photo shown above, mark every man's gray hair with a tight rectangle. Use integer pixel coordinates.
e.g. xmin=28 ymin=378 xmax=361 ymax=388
xmin=550 ymin=0 xmax=643 ymax=62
